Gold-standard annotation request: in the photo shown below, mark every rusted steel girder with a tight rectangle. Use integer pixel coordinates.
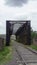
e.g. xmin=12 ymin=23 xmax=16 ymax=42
xmin=15 ymin=21 xmax=31 ymax=45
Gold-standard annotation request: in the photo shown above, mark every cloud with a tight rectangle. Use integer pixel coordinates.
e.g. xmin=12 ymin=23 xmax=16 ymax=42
xmin=5 ymin=0 xmax=28 ymax=7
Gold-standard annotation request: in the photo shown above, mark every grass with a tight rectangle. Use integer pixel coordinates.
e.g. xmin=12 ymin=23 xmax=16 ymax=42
xmin=0 ymin=44 xmax=13 ymax=65
xmin=30 ymin=45 xmax=37 ymax=50
xmin=24 ymin=44 xmax=37 ymax=50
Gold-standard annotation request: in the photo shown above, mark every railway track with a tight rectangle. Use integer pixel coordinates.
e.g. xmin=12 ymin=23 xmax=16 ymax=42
xmin=13 ymin=41 xmax=37 ymax=65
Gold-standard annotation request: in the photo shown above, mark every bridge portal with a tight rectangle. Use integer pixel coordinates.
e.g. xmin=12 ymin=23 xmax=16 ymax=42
xmin=6 ymin=20 xmax=31 ymax=46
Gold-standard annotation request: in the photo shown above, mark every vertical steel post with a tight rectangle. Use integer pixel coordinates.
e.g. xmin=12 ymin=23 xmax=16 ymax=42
xmin=6 ymin=21 xmax=14 ymax=46
xmin=6 ymin=21 xmax=10 ymax=46
xmin=26 ymin=21 xmax=31 ymax=45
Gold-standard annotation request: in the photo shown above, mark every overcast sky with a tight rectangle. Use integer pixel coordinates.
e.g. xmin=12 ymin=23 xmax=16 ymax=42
xmin=0 ymin=0 xmax=37 ymax=34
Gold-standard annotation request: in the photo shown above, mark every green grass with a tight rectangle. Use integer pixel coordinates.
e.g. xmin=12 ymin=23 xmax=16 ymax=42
xmin=0 ymin=46 xmax=13 ymax=65
xmin=30 ymin=45 xmax=37 ymax=50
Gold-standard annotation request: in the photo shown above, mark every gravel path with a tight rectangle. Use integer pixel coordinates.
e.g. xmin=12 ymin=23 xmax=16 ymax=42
xmin=5 ymin=40 xmax=37 ymax=65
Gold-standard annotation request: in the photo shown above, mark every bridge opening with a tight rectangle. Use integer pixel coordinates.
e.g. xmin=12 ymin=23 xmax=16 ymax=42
xmin=6 ymin=20 xmax=31 ymax=46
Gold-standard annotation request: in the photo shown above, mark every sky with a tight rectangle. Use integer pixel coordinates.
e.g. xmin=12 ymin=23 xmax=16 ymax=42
xmin=0 ymin=0 xmax=37 ymax=34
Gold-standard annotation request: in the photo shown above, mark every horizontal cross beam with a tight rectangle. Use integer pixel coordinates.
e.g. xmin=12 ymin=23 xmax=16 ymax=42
xmin=6 ymin=20 xmax=30 ymax=24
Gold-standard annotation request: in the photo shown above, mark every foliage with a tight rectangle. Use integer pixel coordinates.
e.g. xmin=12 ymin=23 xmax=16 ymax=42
xmin=31 ymin=30 xmax=37 ymax=39
xmin=0 ymin=46 xmax=12 ymax=65
xmin=30 ymin=45 xmax=37 ymax=50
